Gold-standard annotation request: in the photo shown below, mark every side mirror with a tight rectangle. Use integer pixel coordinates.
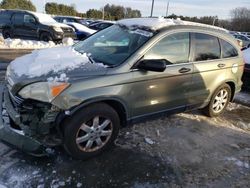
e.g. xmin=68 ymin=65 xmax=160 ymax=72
xmin=137 ymin=59 xmax=169 ymax=72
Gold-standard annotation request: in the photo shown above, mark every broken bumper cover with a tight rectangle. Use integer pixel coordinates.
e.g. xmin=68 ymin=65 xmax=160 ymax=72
xmin=0 ymin=85 xmax=47 ymax=156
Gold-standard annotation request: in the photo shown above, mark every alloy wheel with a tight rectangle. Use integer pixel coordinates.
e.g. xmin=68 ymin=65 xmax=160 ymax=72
xmin=212 ymin=89 xmax=229 ymax=113
xmin=76 ymin=116 xmax=113 ymax=152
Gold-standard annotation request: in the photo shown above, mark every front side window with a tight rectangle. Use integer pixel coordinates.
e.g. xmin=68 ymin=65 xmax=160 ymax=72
xmin=144 ymin=32 xmax=190 ymax=64
xmin=74 ymin=25 xmax=153 ymax=66
xmin=24 ymin=14 xmax=36 ymax=24
xmin=220 ymin=39 xmax=238 ymax=58
xmin=193 ymin=33 xmax=221 ymax=61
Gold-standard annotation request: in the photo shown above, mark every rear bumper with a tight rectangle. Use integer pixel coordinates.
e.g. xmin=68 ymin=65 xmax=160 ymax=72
xmin=0 ymin=85 xmax=47 ymax=156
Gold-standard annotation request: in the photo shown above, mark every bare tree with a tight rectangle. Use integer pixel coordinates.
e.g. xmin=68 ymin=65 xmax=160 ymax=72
xmin=230 ymin=7 xmax=250 ymax=32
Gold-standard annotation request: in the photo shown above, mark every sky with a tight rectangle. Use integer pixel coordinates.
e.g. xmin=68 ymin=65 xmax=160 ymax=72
xmin=31 ymin=0 xmax=250 ymax=19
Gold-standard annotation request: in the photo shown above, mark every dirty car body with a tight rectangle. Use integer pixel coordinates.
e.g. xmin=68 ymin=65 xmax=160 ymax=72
xmin=0 ymin=18 xmax=244 ymax=158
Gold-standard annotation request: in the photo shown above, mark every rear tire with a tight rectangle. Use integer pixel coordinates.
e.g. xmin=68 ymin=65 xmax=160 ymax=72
xmin=2 ymin=29 xmax=12 ymax=39
xmin=202 ymin=84 xmax=231 ymax=117
xmin=40 ymin=32 xmax=53 ymax=42
xmin=63 ymin=103 xmax=120 ymax=160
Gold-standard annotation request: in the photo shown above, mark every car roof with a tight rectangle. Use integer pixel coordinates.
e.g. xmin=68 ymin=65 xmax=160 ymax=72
xmin=117 ymin=17 xmax=228 ymax=33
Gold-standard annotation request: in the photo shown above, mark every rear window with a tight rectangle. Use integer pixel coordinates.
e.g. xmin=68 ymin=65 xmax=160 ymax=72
xmin=193 ymin=33 xmax=221 ymax=61
xmin=220 ymin=39 xmax=238 ymax=58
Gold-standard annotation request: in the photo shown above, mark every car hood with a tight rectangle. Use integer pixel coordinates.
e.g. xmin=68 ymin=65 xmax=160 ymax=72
xmin=42 ymin=22 xmax=72 ymax=28
xmin=7 ymin=46 xmax=108 ymax=93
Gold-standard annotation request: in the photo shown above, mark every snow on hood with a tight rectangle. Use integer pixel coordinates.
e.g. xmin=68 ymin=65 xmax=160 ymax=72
xmin=31 ymin=12 xmax=72 ymax=28
xmin=43 ymin=22 xmax=72 ymax=28
xmin=117 ymin=17 xmax=228 ymax=32
xmin=9 ymin=47 xmax=94 ymax=78
xmin=243 ymin=47 xmax=250 ymax=64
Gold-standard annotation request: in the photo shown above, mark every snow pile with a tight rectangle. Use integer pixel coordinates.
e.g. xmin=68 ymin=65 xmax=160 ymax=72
xmin=0 ymin=37 xmax=74 ymax=49
xmin=2 ymin=38 xmax=56 ymax=49
xmin=10 ymin=47 xmax=92 ymax=78
xmin=225 ymin=157 xmax=249 ymax=169
xmin=243 ymin=47 xmax=250 ymax=64
xmin=118 ymin=17 xmax=227 ymax=32
xmin=62 ymin=37 xmax=74 ymax=46
xmin=0 ymin=35 xmax=4 ymax=45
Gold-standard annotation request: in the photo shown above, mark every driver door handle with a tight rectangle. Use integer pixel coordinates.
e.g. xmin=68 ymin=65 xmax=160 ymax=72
xmin=179 ymin=67 xmax=191 ymax=74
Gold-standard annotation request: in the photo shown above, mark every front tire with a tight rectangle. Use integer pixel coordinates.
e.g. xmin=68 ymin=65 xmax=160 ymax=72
xmin=40 ymin=32 xmax=53 ymax=42
xmin=63 ymin=103 xmax=120 ymax=160
xmin=203 ymin=84 xmax=231 ymax=117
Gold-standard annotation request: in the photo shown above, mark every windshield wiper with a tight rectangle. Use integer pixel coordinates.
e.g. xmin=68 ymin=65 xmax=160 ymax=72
xmin=88 ymin=55 xmax=95 ymax=64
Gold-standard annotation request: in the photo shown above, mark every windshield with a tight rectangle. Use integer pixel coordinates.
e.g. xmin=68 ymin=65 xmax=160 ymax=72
xmin=73 ymin=25 xmax=154 ymax=67
xmin=33 ymin=12 xmax=57 ymax=24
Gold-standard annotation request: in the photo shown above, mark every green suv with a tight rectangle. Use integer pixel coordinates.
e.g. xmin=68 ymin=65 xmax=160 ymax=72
xmin=0 ymin=18 xmax=244 ymax=159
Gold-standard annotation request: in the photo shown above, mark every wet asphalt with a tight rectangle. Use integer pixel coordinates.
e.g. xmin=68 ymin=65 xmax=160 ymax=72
xmin=0 ymin=61 xmax=250 ymax=188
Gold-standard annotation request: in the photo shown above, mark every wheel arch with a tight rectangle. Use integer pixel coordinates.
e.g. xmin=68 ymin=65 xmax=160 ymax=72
xmin=57 ymin=97 xmax=129 ymax=131
xmin=225 ymin=81 xmax=236 ymax=102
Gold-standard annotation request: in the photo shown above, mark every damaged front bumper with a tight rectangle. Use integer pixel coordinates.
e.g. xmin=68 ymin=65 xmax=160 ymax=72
xmin=0 ymin=85 xmax=49 ymax=156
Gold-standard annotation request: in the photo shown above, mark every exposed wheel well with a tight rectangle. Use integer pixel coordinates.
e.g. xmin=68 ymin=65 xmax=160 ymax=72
xmin=103 ymin=100 xmax=127 ymax=127
xmin=226 ymin=81 xmax=235 ymax=101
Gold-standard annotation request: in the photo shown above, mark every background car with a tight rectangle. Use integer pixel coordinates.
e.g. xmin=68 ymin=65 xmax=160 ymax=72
xmin=233 ymin=34 xmax=250 ymax=48
xmin=243 ymin=47 xmax=250 ymax=89
xmin=65 ymin=22 xmax=96 ymax=40
xmin=88 ymin=21 xmax=115 ymax=31
xmin=54 ymin=16 xmax=86 ymax=25
xmin=0 ymin=10 xmax=75 ymax=42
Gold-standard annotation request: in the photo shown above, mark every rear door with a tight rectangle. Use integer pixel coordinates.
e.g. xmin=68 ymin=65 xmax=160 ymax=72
xmin=189 ymin=32 xmax=230 ymax=107
xmin=12 ymin=13 xmax=25 ymax=37
xmin=131 ymin=32 xmax=194 ymax=117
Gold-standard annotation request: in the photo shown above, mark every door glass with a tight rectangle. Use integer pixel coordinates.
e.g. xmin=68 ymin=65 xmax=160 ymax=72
xmin=220 ymin=39 xmax=238 ymax=58
xmin=13 ymin=13 xmax=24 ymax=24
xmin=144 ymin=32 xmax=190 ymax=64
xmin=193 ymin=33 xmax=221 ymax=61
xmin=24 ymin=14 xmax=36 ymax=24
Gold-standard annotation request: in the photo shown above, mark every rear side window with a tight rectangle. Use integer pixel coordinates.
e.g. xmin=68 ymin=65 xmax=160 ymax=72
xmin=193 ymin=33 xmax=220 ymax=61
xmin=145 ymin=32 xmax=190 ymax=64
xmin=220 ymin=39 xmax=238 ymax=58
xmin=13 ymin=13 xmax=24 ymax=24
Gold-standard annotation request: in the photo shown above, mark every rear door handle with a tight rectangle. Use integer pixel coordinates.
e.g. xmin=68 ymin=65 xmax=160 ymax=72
xmin=218 ymin=63 xmax=225 ymax=68
xmin=179 ymin=67 xmax=191 ymax=74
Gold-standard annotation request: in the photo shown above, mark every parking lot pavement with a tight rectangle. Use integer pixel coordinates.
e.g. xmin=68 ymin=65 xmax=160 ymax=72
xmin=0 ymin=70 xmax=250 ymax=187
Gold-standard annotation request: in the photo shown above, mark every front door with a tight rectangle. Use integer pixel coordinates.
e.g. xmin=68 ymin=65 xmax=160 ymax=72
xmin=131 ymin=32 xmax=194 ymax=118
xmin=22 ymin=14 xmax=38 ymax=39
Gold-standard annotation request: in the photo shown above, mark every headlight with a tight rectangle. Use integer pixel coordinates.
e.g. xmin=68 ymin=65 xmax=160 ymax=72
xmin=53 ymin=26 xmax=63 ymax=33
xmin=19 ymin=82 xmax=70 ymax=103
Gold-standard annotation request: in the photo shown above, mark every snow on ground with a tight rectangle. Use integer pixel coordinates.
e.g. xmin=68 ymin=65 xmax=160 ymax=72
xmin=243 ymin=47 xmax=250 ymax=64
xmin=0 ymin=37 xmax=74 ymax=49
